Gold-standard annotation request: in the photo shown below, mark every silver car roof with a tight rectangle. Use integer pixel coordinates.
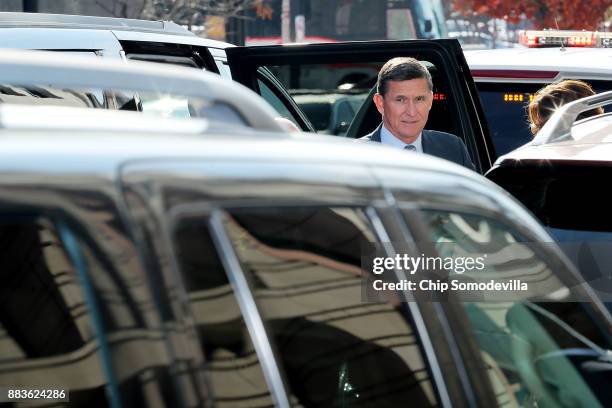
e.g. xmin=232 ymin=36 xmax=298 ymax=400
xmin=0 ymin=11 xmax=190 ymax=35
xmin=0 ymin=49 xmax=281 ymax=131
xmin=0 ymin=12 xmax=234 ymax=50
xmin=0 ymin=121 xmax=550 ymax=239
xmin=466 ymin=47 xmax=612 ymax=83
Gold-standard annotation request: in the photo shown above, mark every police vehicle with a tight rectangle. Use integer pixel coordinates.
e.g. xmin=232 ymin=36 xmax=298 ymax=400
xmin=466 ymin=29 xmax=612 ymax=155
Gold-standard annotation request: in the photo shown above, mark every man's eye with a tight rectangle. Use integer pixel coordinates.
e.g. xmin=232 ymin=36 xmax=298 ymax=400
xmin=416 ymin=96 xmax=425 ymax=102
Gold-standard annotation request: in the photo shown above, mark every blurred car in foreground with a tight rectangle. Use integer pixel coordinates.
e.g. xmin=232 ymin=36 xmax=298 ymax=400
xmin=488 ymin=91 xmax=612 ymax=307
xmin=0 ymin=48 xmax=282 ymax=132
xmin=466 ymin=35 xmax=612 ymax=156
xmin=0 ymin=103 xmax=611 ymax=406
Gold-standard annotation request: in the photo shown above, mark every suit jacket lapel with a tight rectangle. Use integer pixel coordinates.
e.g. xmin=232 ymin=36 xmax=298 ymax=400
xmin=370 ymin=124 xmax=382 ymax=142
xmin=421 ymin=130 xmax=429 ymax=153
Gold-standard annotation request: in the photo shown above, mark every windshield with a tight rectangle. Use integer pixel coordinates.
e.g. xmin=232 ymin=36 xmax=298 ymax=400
xmin=475 ymin=80 xmax=612 ymax=156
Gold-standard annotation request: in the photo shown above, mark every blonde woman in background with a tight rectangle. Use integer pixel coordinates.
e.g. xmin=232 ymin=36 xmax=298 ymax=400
xmin=528 ymin=79 xmax=604 ymax=136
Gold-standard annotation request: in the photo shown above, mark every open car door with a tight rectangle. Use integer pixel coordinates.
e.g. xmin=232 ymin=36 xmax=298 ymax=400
xmin=226 ymin=40 xmax=495 ymax=173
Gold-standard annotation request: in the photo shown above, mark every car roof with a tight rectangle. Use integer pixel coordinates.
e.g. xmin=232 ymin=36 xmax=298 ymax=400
xmin=0 ymin=119 xmax=553 ymax=243
xmin=0 ymin=127 xmax=468 ymax=174
xmin=0 ymin=11 xmax=234 ymax=50
xmin=0 ymin=112 xmax=484 ymax=192
xmin=0 ymin=99 xmax=555 ymax=247
xmin=465 ymin=47 xmax=612 ymax=82
xmin=0 ymin=11 xmax=190 ymax=35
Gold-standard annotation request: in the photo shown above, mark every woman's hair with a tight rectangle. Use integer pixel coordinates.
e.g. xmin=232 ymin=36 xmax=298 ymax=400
xmin=528 ymin=79 xmax=604 ymax=135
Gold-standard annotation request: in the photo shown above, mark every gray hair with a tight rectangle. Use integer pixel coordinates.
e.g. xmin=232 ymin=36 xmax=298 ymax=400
xmin=376 ymin=57 xmax=433 ymax=96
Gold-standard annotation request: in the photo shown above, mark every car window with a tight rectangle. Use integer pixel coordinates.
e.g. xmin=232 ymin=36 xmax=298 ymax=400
xmin=173 ymin=220 xmax=275 ymax=407
xmin=336 ymin=100 xmax=355 ymax=135
xmin=257 ymin=76 xmax=302 ymax=128
xmin=265 ymin=62 xmax=375 ymax=136
xmin=487 ymin=164 xmax=612 ymax=307
xmin=0 ymin=217 xmax=110 ymax=404
xmin=126 ymin=54 xmax=202 ymax=69
xmin=475 ymin=80 xmax=612 ymax=156
xmin=297 ymin=98 xmax=332 ymax=131
xmin=222 ymin=206 xmax=439 ymax=407
xmin=0 ymin=85 xmax=109 ymax=108
xmin=0 ymin=216 xmax=190 ymax=405
xmin=418 ymin=209 xmax=612 ymax=407
xmin=125 ymin=53 xmax=207 ymax=119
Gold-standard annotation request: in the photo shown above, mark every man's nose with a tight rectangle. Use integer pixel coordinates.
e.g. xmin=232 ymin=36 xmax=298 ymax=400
xmin=405 ymin=100 xmax=417 ymax=116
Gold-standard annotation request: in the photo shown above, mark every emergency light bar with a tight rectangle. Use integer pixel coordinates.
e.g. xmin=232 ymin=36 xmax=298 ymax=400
xmin=518 ymin=30 xmax=611 ymax=48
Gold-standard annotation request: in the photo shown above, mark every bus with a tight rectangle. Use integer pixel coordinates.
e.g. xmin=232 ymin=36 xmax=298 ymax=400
xmin=244 ymin=0 xmax=448 ymax=45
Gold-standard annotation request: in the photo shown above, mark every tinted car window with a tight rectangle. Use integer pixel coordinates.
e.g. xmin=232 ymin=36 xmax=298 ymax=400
xmin=173 ymin=220 xmax=275 ymax=407
xmin=223 ymin=207 xmax=438 ymax=407
xmin=67 ymin=201 xmax=192 ymax=406
xmin=0 ymin=218 xmax=110 ymax=405
xmin=487 ymin=164 xmax=612 ymax=307
xmin=419 ymin=209 xmax=612 ymax=407
xmin=300 ymin=101 xmax=331 ymax=131
xmin=0 ymin=85 xmax=108 ymax=108
xmin=489 ymin=165 xmax=612 ymax=234
xmin=258 ymin=76 xmax=302 ymax=127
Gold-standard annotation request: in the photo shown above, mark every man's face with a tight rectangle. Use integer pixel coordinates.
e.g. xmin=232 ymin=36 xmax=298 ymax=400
xmin=373 ymin=78 xmax=433 ymax=143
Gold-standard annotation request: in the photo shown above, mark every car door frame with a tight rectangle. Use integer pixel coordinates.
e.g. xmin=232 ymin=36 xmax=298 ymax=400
xmin=226 ymin=39 xmax=495 ymax=172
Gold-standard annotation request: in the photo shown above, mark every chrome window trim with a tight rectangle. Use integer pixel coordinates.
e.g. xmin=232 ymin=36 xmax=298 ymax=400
xmin=365 ymin=206 xmax=452 ymax=408
xmin=0 ymin=28 xmax=123 ymax=55
xmin=395 ymin=203 xmax=490 ymax=407
xmin=208 ymin=210 xmax=291 ymax=408
xmin=431 ymin=300 xmax=478 ymax=407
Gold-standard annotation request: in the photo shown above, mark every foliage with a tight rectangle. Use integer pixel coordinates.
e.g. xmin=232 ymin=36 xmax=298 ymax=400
xmin=452 ymin=0 xmax=611 ymax=30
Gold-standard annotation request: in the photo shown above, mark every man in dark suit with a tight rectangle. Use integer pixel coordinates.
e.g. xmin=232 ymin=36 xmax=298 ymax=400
xmin=360 ymin=57 xmax=475 ymax=170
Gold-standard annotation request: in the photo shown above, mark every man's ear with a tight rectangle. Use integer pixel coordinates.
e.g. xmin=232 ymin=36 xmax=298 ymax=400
xmin=373 ymin=93 xmax=384 ymax=115
xmin=426 ymin=90 xmax=434 ymax=110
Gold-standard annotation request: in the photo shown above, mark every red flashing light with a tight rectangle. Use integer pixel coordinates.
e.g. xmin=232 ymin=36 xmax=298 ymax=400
xmin=433 ymin=93 xmax=447 ymax=101
xmin=519 ymin=30 xmax=602 ymax=48
xmin=527 ymin=35 xmax=538 ymax=47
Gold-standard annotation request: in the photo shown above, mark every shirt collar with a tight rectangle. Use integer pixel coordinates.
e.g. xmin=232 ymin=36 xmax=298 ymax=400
xmin=380 ymin=125 xmax=423 ymax=152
